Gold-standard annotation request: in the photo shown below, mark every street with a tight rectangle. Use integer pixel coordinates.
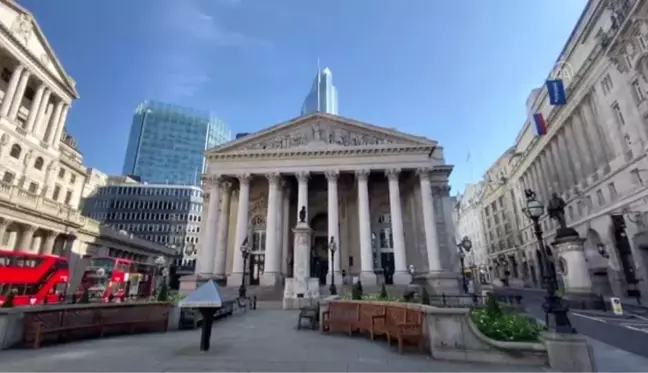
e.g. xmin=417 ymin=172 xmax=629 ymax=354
xmin=496 ymin=288 xmax=648 ymax=359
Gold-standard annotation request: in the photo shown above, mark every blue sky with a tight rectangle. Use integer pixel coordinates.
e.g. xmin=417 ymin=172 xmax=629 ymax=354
xmin=22 ymin=0 xmax=586 ymax=193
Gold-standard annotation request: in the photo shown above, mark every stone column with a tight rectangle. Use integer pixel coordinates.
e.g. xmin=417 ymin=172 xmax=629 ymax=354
xmin=41 ymin=231 xmax=58 ymax=255
xmin=45 ymin=101 xmax=64 ymax=144
xmin=0 ymin=65 xmax=24 ymax=117
xmin=228 ymin=174 xmax=251 ymax=287
xmin=8 ymin=70 xmax=30 ymax=121
xmin=0 ymin=218 xmax=10 ymax=247
xmin=325 ymin=169 xmax=342 ymax=285
xmin=51 ymin=104 xmax=69 ymax=146
xmin=25 ymin=85 xmax=45 ymax=132
xmin=275 ymin=181 xmax=284 ymax=275
xmin=33 ymin=89 xmax=51 ymax=135
xmin=356 ymin=169 xmax=376 ymax=285
xmin=196 ymin=176 xmax=221 ymax=277
xmin=418 ymin=168 xmax=441 ymax=271
xmin=213 ymin=181 xmax=232 ymax=278
xmin=386 ymin=168 xmax=408 ymax=284
xmin=281 ymin=188 xmax=291 ymax=276
xmin=19 ymin=226 xmax=36 ymax=253
xmin=296 ymin=171 xmax=309 ymax=225
xmin=261 ymin=172 xmax=281 ymax=286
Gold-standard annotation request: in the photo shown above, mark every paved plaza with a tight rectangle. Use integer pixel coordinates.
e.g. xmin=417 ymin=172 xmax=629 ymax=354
xmin=0 ymin=309 xmax=547 ymax=372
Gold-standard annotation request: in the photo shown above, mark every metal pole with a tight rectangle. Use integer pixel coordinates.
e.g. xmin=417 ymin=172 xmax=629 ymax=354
xmin=460 ymin=254 xmax=467 ymax=293
xmin=329 ymin=249 xmax=337 ymax=295
xmin=239 ymin=254 xmax=247 ymax=298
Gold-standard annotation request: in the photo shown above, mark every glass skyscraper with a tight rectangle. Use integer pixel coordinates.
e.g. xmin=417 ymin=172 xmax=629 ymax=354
xmin=301 ymin=67 xmax=338 ymax=116
xmin=122 ymin=101 xmax=232 ymax=185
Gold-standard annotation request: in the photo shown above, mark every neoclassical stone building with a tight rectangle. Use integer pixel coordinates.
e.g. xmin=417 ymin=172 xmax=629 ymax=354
xmin=191 ymin=113 xmax=460 ymax=292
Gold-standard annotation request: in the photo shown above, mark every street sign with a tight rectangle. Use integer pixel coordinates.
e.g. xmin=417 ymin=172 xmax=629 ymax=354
xmin=610 ymin=297 xmax=623 ymax=315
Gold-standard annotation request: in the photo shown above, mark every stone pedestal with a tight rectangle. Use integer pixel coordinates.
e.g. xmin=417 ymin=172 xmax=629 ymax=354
xmin=283 ymin=222 xmax=320 ymax=309
xmin=393 ymin=271 xmax=413 ymax=285
xmin=227 ymin=272 xmax=244 ymax=289
xmin=179 ymin=275 xmax=201 ymax=296
xmin=426 ymin=271 xmax=461 ymax=295
xmin=359 ymin=271 xmax=377 ymax=286
xmin=552 ymin=228 xmax=598 ymax=306
xmin=325 ymin=271 xmax=344 ymax=287
xmin=541 ymin=331 xmax=597 ymax=372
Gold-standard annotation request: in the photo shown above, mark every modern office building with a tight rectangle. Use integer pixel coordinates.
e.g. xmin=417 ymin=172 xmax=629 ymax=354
xmin=301 ymin=66 xmax=339 ymax=116
xmin=121 ymin=101 xmax=232 ymax=185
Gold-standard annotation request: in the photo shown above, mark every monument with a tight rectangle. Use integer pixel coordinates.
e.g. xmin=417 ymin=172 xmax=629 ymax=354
xmin=283 ymin=205 xmax=320 ymax=309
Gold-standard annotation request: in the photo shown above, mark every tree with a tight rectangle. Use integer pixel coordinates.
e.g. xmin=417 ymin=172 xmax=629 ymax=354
xmin=421 ymin=287 xmax=430 ymax=305
xmin=157 ymin=283 xmax=169 ymax=302
xmin=485 ymin=293 xmax=502 ymax=317
xmin=379 ymin=283 xmax=388 ymax=300
xmin=1 ymin=291 xmax=15 ymax=308
xmin=351 ymin=282 xmax=363 ymax=300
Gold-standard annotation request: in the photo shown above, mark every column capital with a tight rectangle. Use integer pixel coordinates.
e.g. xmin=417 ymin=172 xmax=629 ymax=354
xmin=416 ymin=167 xmax=432 ymax=181
xmin=266 ymin=172 xmax=281 ymax=185
xmin=296 ymin=170 xmax=310 ymax=182
xmin=385 ymin=168 xmax=401 ymax=181
xmin=325 ymin=169 xmax=339 ymax=182
xmin=432 ymin=184 xmax=451 ymax=197
xmin=221 ymin=181 xmax=233 ymax=193
xmin=24 ymin=225 xmax=37 ymax=233
xmin=355 ymin=169 xmax=370 ymax=181
xmin=0 ymin=217 xmax=10 ymax=227
xmin=201 ymin=174 xmax=223 ymax=188
xmin=237 ymin=173 xmax=252 ymax=186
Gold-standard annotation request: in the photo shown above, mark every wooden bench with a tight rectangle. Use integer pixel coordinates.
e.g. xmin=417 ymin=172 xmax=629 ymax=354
xmin=321 ymin=302 xmax=359 ymax=335
xmin=297 ymin=302 xmax=319 ymax=330
xmin=23 ymin=303 xmax=170 ymax=348
xmin=382 ymin=306 xmax=425 ymax=354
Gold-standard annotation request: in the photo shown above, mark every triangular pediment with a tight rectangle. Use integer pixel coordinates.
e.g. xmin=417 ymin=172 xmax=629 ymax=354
xmin=0 ymin=1 xmax=78 ymax=98
xmin=208 ymin=113 xmax=436 ymax=154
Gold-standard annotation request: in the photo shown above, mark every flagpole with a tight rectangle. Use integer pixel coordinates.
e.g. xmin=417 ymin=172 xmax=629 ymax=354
xmin=317 ymin=58 xmax=321 ymax=112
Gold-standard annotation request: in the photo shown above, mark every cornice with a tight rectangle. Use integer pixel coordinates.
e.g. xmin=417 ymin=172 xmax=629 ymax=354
xmin=207 ymin=145 xmax=434 ymax=161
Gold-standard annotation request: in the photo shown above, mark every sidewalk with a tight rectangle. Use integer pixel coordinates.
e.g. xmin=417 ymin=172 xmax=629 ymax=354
xmin=0 ymin=309 xmax=546 ymax=372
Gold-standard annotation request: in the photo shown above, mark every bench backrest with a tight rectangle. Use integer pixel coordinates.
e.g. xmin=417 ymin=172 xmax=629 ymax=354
xmin=329 ymin=301 xmax=359 ymax=320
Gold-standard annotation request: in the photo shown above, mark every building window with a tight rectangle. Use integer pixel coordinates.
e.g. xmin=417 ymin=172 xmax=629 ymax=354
xmin=52 ymin=185 xmax=61 ymax=201
xmin=632 ymin=80 xmax=645 ymax=103
xmin=58 ymin=168 xmax=65 ymax=179
xmin=2 ymin=171 xmax=15 ymax=184
xmin=33 ymin=157 xmax=44 ymax=170
xmin=9 ymin=144 xmax=21 ymax=158
xmin=70 ymin=174 xmax=76 ymax=184
xmin=28 ymin=182 xmax=38 ymax=194
xmin=601 ymin=74 xmax=613 ymax=95
xmin=0 ymin=67 xmax=10 ymax=82
xmin=596 ymin=189 xmax=605 ymax=206
xmin=608 ymin=182 xmax=618 ymax=199
xmin=379 ymin=228 xmax=393 ymax=250
xmin=631 ymin=168 xmax=644 ymax=186
xmin=612 ymin=102 xmax=625 ymax=125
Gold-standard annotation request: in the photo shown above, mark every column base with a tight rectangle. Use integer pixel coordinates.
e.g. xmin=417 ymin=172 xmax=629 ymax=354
xmin=325 ymin=271 xmax=344 ymax=286
xmin=426 ymin=271 xmax=461 ymax=295
xmin=392 ymin=271 xmax=412 ymax=285
xmin=260 ymin=271 xmax=283 ymax=287
xmin=283 ymin=277 xmax=320 ymax=309
xmin=227 ymin=272 xmax=244 ymax=288
xmin=359 ymin=271 xmax=377 ymax=286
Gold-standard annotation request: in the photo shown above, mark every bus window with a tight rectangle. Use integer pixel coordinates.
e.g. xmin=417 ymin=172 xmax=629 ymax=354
xmin=0 ymin=255 xmax=8 ymax=266
xmin=54 ymin=282 xmax=67 ymax=294
xmin=9 ymin=284 xmax=26 ymax=295
xmin=24 ymin=284 xmax=38 ymax=295
xmin=55 ymin=260 xmax=68 ymax=270
xmin=0 ymin=283 xmax=8 ymax=296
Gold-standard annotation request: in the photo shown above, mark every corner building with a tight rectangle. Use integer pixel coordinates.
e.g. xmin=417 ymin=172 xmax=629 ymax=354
xmin=486 ymin=0 xmax=648 ymax=301
xmin=189 ymin=112 xmax=460 ymax=294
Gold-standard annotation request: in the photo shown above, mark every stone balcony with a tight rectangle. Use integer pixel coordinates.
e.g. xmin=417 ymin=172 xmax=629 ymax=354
xmin=0 ymin=181 xmax=83 ymax=226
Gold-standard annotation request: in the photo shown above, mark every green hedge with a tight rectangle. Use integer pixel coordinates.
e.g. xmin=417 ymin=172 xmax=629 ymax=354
xmin=471 ymin=295 xmax=540 ymax=342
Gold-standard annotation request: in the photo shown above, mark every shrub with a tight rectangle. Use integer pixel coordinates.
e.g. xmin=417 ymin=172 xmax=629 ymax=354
xmin=157 ymin=283 xmax=169 ymax=302
xmin=1 ymin=291 xmax=15 ymax=308
xmin=485 ymin=293 xmax=502 ymax=317
xmin=351 ymin=282 xmax=363 ymax=300
xmin=379 ymin=283 xmax=388 ymax=300
xmin=79 ymin=289 xmax=90 ymax=304
xmin=471 ymin=308 xmax=540 ymax=342
xmin=420 ymin=287 xmax=430 ymax=305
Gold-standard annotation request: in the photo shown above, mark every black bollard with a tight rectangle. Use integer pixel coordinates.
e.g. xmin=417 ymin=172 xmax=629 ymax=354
xmin=199 ymin=308 xmax=218 ymax=351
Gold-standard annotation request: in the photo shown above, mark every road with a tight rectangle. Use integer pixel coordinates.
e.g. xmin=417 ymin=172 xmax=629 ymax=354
xmin=495 ymin=288 xmax=648 ymax=359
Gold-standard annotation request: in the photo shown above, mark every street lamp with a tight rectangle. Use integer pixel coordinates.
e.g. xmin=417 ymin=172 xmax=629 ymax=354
xmin=522 ymin=189 xmax=574 ymax=333
xmin=597 ymin=243 xmax=610 ymax=259
xmin=239 ymin=237 xmax=250 ymax=299
xmin=457 ymin=236 xmax=472 ymax=293
xmin=328 ymin=236 xmax=337 ymax=295
xmin=408 ymin=264 xmax=415 ymax=284
xmin=154 ymin=256 xmax=167 ymax=290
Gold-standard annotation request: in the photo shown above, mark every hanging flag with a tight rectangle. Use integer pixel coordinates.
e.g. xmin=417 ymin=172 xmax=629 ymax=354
xmin=533 ymin=113 xmax=548 ymax=136
xmin=546 ymin=79 xmax=567 ymax=105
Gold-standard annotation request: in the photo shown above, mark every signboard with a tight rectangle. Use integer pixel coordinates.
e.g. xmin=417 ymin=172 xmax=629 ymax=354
xmin=610 ymin=297 xmax=623 ymax=316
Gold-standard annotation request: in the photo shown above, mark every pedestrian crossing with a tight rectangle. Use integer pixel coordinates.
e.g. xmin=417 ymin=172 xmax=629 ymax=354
xmin=572 ymin=310 xmax=648 ymax=334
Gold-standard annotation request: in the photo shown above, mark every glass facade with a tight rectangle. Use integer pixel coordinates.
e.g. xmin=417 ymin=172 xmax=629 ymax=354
xmin=301 ymin=67 xmax=339 ymax=116
xmin=122 ymin=101 xmax=232 ymax=185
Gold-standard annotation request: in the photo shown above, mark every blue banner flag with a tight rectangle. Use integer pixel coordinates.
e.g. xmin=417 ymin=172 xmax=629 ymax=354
xmin=546 ymin=79 xmax=566 ymax=105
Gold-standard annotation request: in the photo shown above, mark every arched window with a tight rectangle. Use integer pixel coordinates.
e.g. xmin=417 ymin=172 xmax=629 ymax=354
xmin=9 ymin=144 xmax=21 ymax=159
xmin=250 ymin=215 xmax=266 ymax=253
xmin=34 ymin=157 xmax=44 ymax=170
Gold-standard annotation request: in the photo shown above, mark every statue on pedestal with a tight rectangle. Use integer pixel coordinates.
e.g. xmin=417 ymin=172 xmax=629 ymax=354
xmin=299 ymin=206 xmax=306 ymax=223
xmin=547 ymin=193 xmax=567 ymax=229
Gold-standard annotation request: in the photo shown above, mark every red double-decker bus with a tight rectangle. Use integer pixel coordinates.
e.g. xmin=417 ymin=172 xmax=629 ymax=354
xmin=0 ymin=250 xmax=69 ymax=306
xmin=76 ymin=257 xmax=156 ymax=302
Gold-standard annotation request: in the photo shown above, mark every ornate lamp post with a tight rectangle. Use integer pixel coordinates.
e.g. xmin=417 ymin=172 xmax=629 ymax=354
xmin=328 ymin=236 xmax=337 ymax=295
xmin=239 ymin=237 xmax=250 ymax=299
xmin=457 ymin=236 xmax=472 ymax=293
xmin=522 ymin=189 xmax=574 ymax=333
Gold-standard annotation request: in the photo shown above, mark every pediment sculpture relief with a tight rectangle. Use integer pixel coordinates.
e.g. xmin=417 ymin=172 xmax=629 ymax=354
xmin=10 ymin=14 xmax=33 ymax=46
xmin=239 ymin=120 xmax=413 ymax=150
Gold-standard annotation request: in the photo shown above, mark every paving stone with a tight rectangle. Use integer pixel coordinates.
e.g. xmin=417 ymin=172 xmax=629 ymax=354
xmin=0 ymin=309 xmax=547 ymax=372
